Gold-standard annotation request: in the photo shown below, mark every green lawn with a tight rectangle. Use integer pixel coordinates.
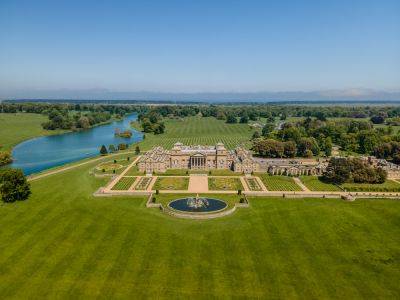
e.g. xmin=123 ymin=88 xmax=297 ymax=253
xmin=111 ymin=176 xmax=136 ymax=190
xmin=153 ymin=176 xmax=189 ymax=190
xmin=0 ymin=154 xmax=399 ymax=298
xmin=300 ymin=176 xmax=341 ymax=191
xmin=134 ymin=116 xmax=255 ymax=150
xmin=341 ymin=180 xmax=400 ymax=192
xmin=260 ymin=175 xmax=302 ymax=191
xmin=208 ymin=177 xmax=243 ymax=191
xmin=93 ymin=158 xmax=132 ymax=175
xmin=0 ymin=113 xmax=65 ymax=151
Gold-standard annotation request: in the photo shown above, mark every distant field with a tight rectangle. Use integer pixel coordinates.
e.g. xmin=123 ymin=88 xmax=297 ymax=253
xmin=259 ymin=175 xmax=302 ymax=191
xmin=133 ymin=116 xmax=255 ymax=150
xmin=0 ymin=113 xmax=65 ymax=151
xmin=300 ymin=176 xmax=341 ymax=191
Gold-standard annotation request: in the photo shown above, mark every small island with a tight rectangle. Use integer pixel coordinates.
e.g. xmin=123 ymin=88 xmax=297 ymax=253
xmin=114 ymin=128 xmax=132 ymax=138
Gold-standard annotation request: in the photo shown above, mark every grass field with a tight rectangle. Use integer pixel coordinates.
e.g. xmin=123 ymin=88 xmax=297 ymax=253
xmin=0 ymin=155 xmax=399 ymax=298
xmin=208 ymin=177 xmax=243 ymax=191
xmin=260 ymin=175 xmax=302 ymax=191
xmin=134 ymin=116 xmax=255 ymax=150
xmin=300 ymin=176 xmax=341 ymax=191
xmin=153 ymin=177 xmax=189 ymax=190
xmin=0 ymin=113 xmax=65 ymax=151
xmin=341 ymin=180 xmax=400 ymax=192
xmin=111 ymin=176 xmax=136 ymax=190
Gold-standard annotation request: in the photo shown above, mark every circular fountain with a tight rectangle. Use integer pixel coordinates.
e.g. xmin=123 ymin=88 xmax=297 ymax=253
xmin=168 ymin=194 xmax=227 ymax=213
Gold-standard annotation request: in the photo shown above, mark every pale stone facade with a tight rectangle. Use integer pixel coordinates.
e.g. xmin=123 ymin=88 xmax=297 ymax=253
xmin=361 ymin=156 xmax=400 ymax=179
xmin=254 ymin=158 xmax=328 ymax=176
xmin=138 ymin=142 xmax=260 ymax=174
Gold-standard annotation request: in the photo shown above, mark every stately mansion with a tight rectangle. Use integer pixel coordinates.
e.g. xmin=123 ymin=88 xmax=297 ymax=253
xmin=138 ymin=142 xmax=259 ymax=174
xmin=138 ymin=142 xmax=400 ymax=177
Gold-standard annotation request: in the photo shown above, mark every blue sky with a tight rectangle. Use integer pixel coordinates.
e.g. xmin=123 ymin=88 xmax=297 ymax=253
xmin=0 ymin=0 xmax=399 ymax=98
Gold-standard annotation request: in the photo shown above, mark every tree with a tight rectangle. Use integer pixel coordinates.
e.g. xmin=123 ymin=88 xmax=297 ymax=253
xmin=0 ymin=151 xmax=12 ymax=166
xmin=324 ymin=137 xmax=333 ymax=156
xmin=315 ymin=111 xmax=327 ymax=121
xmin=100 ymin=145 xmax=108 ymax=155
xmin=239 ymin=115 xmax=249 ymax=123
xmin=358 ymin=131 xmax=378 ymax=154
xmin=118 ymin=143 xmax=128 ymax=151
xmin=135 ymin=145 xmax=140 ymax=155
xmin=262 ymin=123 xmax=275 ymax=137
xmin=323 ymin=157 xmax=351 ymax=184
xmin=283 ymin=141 xmax=297 ymax=158
xmin=78 ymin=116 xmax=90 ymax=129
xmin=108 ymin=144 xmax=116 ymax=153
xmin=0 ymin=168 xmax=31 ymax=203
xmin=370 ymin=115 xmax=385 ymax=124
xmin=251 ymin=131 xmax=261 ymax=140
xmin=226 ymin=115 xmax=237 ymax=123
xmin=323 ymin=157 xmax=387 ymax=184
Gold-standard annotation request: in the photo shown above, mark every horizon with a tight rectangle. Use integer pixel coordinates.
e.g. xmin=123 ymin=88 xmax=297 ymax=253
xmin=1 ymin=0 xmax=399 ymax=100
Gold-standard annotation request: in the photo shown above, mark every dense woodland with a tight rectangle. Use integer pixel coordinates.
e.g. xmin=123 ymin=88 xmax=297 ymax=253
xmin=134 ymin=104 xmax=400 ymax=162
xmin=3 ymin=101 xmax=400 ymax=164
xmin=323 ymin=157 xmax=387 ymax=184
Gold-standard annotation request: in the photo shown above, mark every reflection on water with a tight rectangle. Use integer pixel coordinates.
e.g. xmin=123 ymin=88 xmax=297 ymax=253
xmin=11 ymin=114 xmax=142 ymax=175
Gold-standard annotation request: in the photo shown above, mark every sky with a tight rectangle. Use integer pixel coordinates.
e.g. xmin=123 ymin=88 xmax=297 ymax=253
xmin=0 ymin=0 xmax=399 ymax=100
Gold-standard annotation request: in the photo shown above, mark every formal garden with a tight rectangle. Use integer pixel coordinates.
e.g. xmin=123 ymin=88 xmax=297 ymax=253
xmin=260 ymin=175 xmax=302 ymax=191
xmin=153 ymin=177 xmax=189 ymax=190
xmin=111 ymin=176 xmax=137 ymax=190
xmin=208 ymin=177 xmax=243 ymax=191
xmin=299 ymin=176 xmax=342 ymax=191
xmin=244 ymin=177 xmax=263 ymax=191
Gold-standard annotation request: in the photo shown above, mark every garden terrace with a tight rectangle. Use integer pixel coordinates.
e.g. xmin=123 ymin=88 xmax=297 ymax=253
xmin=93 ymin=158 xmax=132 ymax=175
xmin=260 ymin=175 xmax=302 ymax=191
xmin=245 ymin=177 xmax=263 ymax=191
xmin=134 ymin=177 xmax=152 ymax=190
xmin=208 ymin=177 xmax=243 ymax=191
xmin=111 ymin=176 xmax=136 ymax=190
xmin=153 ymin=177 xmax=189 ymax=190
xmin=299 ymin=176 xmax=341 ymax=191
xmin=341 ymin=180 xmax=400 ymax=192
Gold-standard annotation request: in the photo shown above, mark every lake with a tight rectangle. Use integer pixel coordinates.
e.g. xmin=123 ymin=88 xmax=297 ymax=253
xmin=11 ymin=113 xmax=143 ymax=175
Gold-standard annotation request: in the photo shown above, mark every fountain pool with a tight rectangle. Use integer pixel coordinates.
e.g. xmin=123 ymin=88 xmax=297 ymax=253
xmin=168 ymin=197 xmax=227 ymax=213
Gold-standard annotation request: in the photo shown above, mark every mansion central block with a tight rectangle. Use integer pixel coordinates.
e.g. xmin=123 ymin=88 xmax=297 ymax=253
xmin=138 ymin=142 xmax=259 ymax=174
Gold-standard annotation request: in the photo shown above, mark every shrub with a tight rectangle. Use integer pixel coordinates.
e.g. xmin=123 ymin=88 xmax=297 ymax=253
xmin=0 ymin=168 xmax=31 ymax=203
xmin=0 ymin=151 xmax=12 ymax=166
xmin=238 ymin=189 xmax=242 ymax=195
xmin=100 ymin=145 xmax=108 ymax=155
xmin=156 ymin=189 xmax=159 ymax=195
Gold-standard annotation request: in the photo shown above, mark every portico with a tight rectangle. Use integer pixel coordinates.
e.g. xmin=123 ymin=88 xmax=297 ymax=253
xmin=190 ymin=154 xmax=206 ymax=169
